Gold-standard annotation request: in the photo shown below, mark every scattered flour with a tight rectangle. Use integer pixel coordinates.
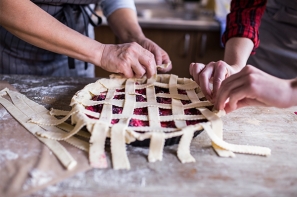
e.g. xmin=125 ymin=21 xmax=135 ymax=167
xmin=0 ymin=149 xmax=18 ymax=163
xmin=0 ymin=108 xmax=10 ymax=120
xmin=23 ymin=169 xmax=55 ymax=191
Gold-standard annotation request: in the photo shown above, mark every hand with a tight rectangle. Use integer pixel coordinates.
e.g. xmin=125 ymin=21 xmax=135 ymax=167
xmin=138 ymin=38 xmax=172 ymax=73
xmin=99 ymin=42 xmax=156 ymax=78
xmin=189 ymin=61 xmax=241 ymax=102
xmin=215 ymin=65 xmax=295 ymax=113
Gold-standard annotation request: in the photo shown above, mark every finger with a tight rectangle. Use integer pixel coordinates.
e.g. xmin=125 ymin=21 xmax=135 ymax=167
xmin=214 ymin=65 xmax=255 ymax=106
xmin=221 ymin=65 xmax=252 ymax=83
xmin=121 ymin=64 xmax=135 ymax=78
xmin=157 ymin=61 xmax=172 ymax=73
xmin=131 ymin=62 xmax=146 ymax=78
xmin=222 ymin=102 xmax=233 ymax=113
xmin=224 ymin=98 xmax=267 ymax=113
xmin=227 ymin=85 xmax=249 ymax=112
xmin=157 ymin=52 xmax=172 ymax=72
xmin=139 ymin=49 xmax=156 ymax=78
xmin=153 ymin=47 xmax=163 ymax=65
xmin=198 ymin=62 xmax=214 ymax=101
xmin=212 ymin=61 xmax=229 ymax=101
xmin=189 ymin=62 xmax=194 ymax=76
xmin=189 ymin=63 xmax=205 ymax=84
xmin=214 ymin=75 xmax=247 ymax=110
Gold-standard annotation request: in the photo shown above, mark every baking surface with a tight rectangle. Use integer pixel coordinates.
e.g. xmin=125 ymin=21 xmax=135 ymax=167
xmin=1 ymin=74 xmax=297 ymax=197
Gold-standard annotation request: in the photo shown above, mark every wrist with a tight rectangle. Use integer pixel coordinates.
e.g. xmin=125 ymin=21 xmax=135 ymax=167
xmin=230 ymin=64 xmax=244 ymax=72
xmin=89 ymin=42 xmax=105 ymax=67
xmin=122 ymin=31 xmax=146 ymax=44
xmin=224 ymin=37 xmax=254 ymax=70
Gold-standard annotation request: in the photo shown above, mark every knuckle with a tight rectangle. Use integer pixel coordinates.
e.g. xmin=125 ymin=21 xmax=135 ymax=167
xmin=207 ymin=61 xmax=215 ymax=66
xmin=244 ymin=65 xmax=254 ymax=73
xmin=136 ymin=70 xmax=145 ymax=78
xmin=118 ymin=61 xmax=129 ymax=69
xmin=147 ymin=51 xmax=154 ymax=59
xmin=247 ymin=73 xmax=256 ymax=83
xmin=125 ymin=46 xmax=134 ymax=54
xmin=216 ymin=60 xmax=226 ymax=68
xmin=121 ymin=51 xmax=130 ymax=59
xmin=199 ymin=71 xmax=208 ymax=79
xmin=213 ymin=77 xmax=224 ymax=85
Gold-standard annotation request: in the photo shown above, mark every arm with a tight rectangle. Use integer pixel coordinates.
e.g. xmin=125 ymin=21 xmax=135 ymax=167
xmin=190 ymin=0 xmax=266 ymax=101
xmin=224 ymin=37 xmax=254 ymax=70
xmin=0 ymin=0 xmax=104 ymax=66
xmin=214 ymin=65 xmax=297 ymax=113
xmin=0 ymin=0 xmax=157 ymax=78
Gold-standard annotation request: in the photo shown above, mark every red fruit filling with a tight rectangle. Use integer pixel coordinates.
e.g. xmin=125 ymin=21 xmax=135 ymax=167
xmin=113 ymin=94 xmax=125 ymax=100
xmin=129 ymin=119 xmax=149 ymax=127
xmin=85 ymin=89 xmax=207 ymax=129
xmin=155 ymin=87 xmax=169 ymax=94
xmin=112 ymin=106 xmax=123 ymax=114
xmin=136 ymin=95 xmax=147 ymax=102
xmin=156 ymin=97 xmax=172 ymax=104
xmin=116 ymin=88 xmax=125 ymax=92
xmin=135 ymin=88 xmax=146 ymax=95
xmin=134 ymin=107 xmax=148 ymax=115
xmin=178 ymin=89 xmax=187 ymax=95
xmin=181 ymin=100 xmax=191 ymax=105
xmin=159 ymin=108 xmax=172 ymax=116
xmin=161 ymin=121 xmax=176 ymax=128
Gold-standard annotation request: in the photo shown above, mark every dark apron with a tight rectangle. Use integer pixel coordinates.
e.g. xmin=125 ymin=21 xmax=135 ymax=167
xmin=0 ymin=1 xmax=101 ymax=77
xmin=247 ymin=0 xmax=297 ymax=79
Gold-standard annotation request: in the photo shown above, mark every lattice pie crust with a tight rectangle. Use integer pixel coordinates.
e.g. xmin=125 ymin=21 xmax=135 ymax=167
xmin=0 ymin=74 xmax=271 ymax=170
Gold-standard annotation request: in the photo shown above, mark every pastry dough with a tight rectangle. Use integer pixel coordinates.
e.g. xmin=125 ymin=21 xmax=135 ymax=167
xmin=0 ymin=72 xmax=271 ymax=170
xmin=28 ymin=74 xmax=271 ymax=170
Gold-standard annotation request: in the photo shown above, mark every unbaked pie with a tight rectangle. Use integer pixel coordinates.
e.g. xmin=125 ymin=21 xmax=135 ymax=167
xmin=28 ymin=74 xmax=271 ymax=170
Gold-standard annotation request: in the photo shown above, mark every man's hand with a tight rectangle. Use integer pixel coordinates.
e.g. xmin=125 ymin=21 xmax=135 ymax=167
xmin=107 ymin=8 xmax=171 ymax=74
xmin=99 ymin=42 xmax=156 ymax=78
xmin=138 ymin=37 xmax=172 ymax=73
xmin=215 ymin=65 xmax=295 ymax=113
xmin=189 ymin=61 xmax=241 ymax=102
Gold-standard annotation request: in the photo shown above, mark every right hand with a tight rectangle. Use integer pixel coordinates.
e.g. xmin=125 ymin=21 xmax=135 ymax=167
xmin=99 ymin=42 xmax=157 ymax=78
xmin=189 ymin=61 xmax=241 ymax=102
xmin=215 ymin=65 xmax=295 ymax=113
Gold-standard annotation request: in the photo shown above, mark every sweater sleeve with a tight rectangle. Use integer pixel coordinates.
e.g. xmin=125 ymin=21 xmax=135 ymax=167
xmin=100 ymin=0 xmax=136 ymax=18
xmin=222 ymin=0 xmax=267 ymax=54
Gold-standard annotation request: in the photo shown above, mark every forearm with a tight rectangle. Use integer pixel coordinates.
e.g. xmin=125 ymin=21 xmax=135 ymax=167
xmin=107 ymin=8 xmax=145 ymax=43
xmin=0 ymin=0 xmax=104 ymax=66
xmin=224 ymin=37 xmax=254 ymax=71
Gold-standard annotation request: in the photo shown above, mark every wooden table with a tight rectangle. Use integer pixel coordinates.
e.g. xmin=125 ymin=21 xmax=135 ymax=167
xmin=1 ymin=74 xmax=297 ymax=197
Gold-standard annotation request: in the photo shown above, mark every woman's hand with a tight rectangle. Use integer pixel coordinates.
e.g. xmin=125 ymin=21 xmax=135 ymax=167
xmin=99 ymin=42 xmax=157 ymax=78
xmin=214 ymin=65 xmax=296 ymax=113
xmin=189 ymin=61 xmax=241 ymax=102
xmin=137 ymin=37 xmax=172 ymax=73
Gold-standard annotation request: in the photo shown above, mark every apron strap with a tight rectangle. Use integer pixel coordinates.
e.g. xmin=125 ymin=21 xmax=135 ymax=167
xmin=63 ymin=4 xmax=102 ymax=70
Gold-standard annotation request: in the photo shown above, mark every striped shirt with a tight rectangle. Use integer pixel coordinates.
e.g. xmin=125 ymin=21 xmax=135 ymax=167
xmin=0 ymin=0 xmax=136 ymax=77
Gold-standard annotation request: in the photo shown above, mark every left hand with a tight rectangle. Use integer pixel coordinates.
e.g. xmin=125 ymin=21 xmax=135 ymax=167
xmin=138 ymin=38 xmax=172 ymax=73
xmin=189 ymin=61 xmax=241 ymax=102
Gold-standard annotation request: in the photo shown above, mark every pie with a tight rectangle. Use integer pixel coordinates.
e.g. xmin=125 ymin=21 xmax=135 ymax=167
xmin=27 ymin=74 xmax=271 ymax=170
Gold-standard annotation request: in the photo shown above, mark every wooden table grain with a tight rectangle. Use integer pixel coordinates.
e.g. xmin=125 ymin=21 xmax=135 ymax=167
xmin=1 ymin=74 xmax=297 ymax=197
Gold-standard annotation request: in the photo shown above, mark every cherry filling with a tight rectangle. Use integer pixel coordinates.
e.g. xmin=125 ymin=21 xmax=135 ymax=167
xmin=135 ymin=88 xmax=146 ymax=95
xmin=156 ymin=97 xmax=172 ymax=104
xmin=155 ymin=86 xmax=169 ymax=94
xmin=85 ymin=88 xmax=207 ymax=129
